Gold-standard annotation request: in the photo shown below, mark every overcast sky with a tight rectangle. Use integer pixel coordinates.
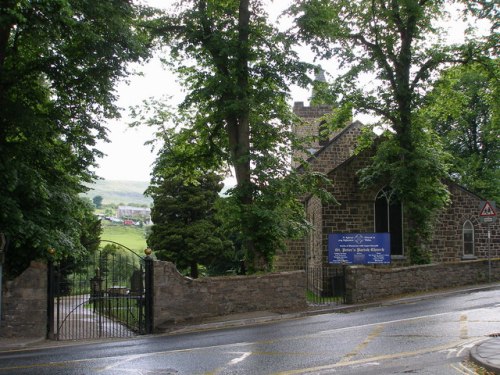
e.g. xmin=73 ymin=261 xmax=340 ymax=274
xmin=93 ymin=1 xmax=482 ymax=182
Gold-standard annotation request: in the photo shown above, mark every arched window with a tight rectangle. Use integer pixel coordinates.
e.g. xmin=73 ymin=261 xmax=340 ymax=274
xmin=463 ymin=221 xmax=474 ymax=257
xmin=374 ymin=187 xmax=403 ymax=256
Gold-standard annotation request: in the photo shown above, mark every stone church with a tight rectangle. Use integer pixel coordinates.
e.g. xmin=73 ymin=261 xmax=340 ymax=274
xmin=274 ymin=101 xmax=499 ymax=272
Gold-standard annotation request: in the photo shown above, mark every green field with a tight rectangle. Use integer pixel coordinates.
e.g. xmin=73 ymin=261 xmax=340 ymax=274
xmin=101 ymin=221 xmax=148 ymax=255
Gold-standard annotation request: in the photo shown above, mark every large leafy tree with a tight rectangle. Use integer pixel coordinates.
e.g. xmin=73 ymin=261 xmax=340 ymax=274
xmin=289 ymin=0 xmax=492 ymax=263
xmin=146 ymin=171 xmax=232 ymax=278
xmin=422 ymin=61 xmax=499 ymax=201
xmin=139 ymin=0 xmax=331 ymax=271
xmin=0 ymin=0 xmax=150 ymax=277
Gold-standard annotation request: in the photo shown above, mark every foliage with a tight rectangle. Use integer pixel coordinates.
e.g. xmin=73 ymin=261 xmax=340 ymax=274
xmin=49 ymin=197 xmax=102 ymax=295
xmin=0 ymin=0 xmax=150 ymax=277
xmin=146 ymin=171 xmax=234 ymax=278
xmin=93 ymin=195 xmax=104 ymax=209
xmin=137 ymin=0 xmax=332 ymax=272
xmin=289 ymin=0 xmax=491 ymax=262
xmin=462 ymin=0 xmax=499 ymax=54
xmin=421 ymin=61 xmax=500 ymax=201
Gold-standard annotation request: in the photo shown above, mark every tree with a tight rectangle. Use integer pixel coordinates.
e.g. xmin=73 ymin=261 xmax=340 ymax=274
xmin=0 ymin=0 xmax=150 ymax=277
xmin=422 ymin=61 xmax=499 ymax=201
xmin=288 ymin=0 xmax=491 ymax=263
xmin=93 ymin=195 xmax=104 ymax=209
xmin=54 ymin=197 xmax=103 ymax=295
xmin=138 ymin=0 xmax=331 ymax=271
xmin=146 ymin=171 xmax=232 ymax=278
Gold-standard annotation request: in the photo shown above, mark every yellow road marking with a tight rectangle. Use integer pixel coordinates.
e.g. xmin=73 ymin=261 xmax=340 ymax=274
xmin=459 ymin=314 xmax=468 ymax=339
xmin=273 ymin=339 xmax=470 ymax=375
xmin=338 ymin=324 xmax=384 ymax=364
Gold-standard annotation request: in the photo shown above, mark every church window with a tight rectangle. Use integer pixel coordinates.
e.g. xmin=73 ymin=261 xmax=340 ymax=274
xmin=463 ymin=220 xmax=474 ymax=256
xmin=374 ymin=187 xmax=403 ymax=256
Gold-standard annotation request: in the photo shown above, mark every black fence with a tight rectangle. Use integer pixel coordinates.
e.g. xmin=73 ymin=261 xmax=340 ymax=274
xmin=306 ymin=266 xmax=346 ymax=305
xmin=47 ymin=247 xmax=153 ymax=341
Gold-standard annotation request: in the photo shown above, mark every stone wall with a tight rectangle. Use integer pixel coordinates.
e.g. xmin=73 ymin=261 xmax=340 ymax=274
xmin=274 ymin=238 xmax=305 ymax=271
xmin=274 ymin=195 xmax=323 ymax=272
xmin=1 ymin=261 xmax=47 ymax=338
xmin=430 ymin=184 xmax=499 ymax=262
xmin=292 ymin=102 xmax=334 ymax=166
xmin=300 ymin=121 xmax=364 ymax=176
xmin=153 ymin=261 xmax=306 ymax=329
xmin=346 ymin=259 xmax=500 ymax=304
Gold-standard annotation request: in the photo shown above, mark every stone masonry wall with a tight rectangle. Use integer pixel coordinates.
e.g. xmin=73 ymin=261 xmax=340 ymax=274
xmin=1 ymin=261 xmax=47 ymax=338
xmin=302 ymin=121 xmax=364 ymax=176
xmin=274 ymin=238 xmax=305 ymax=271
xmin=292 ymin=102 xmax=334 ymax=166
xmin=153 ymin=261 xmax=306 ymax=329
xmin=346 ymin=259 xmax=500 ymax=304
xmin=306 ymin=195 xmax=324 ymax=269
xmin=430 ymin=184 xmax=499 ymax=262
xmin=274 ymin=195 xmax=323 ymax=272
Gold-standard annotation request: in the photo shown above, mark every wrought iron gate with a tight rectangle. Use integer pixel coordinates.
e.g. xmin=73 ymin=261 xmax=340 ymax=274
xmin=306 ymin=266 xmax=346 ymax=305
xmin=47 ymin=241 xmax=153 ymax=340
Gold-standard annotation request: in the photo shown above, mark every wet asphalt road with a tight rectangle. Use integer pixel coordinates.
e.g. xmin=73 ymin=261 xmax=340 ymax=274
xmin=0 ymin=286 xmax=499 ymax=374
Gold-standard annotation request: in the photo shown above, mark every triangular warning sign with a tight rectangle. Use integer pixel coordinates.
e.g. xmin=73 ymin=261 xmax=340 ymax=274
xmin=480 ymin=201 xmax=496 ymax=217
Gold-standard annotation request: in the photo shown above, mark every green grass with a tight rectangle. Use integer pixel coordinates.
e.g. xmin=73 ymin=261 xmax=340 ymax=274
xmin=101 ymin=221 xmax=148 ymax=255
xmin=306 ymin=290 xmax=343 ymax=304
xmin=104 ymin=297 xmax=142 ymax=327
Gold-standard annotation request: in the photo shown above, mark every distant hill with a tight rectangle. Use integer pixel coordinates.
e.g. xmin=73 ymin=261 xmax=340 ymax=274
xmin=83 ymin=179 xmax=152 ymax=206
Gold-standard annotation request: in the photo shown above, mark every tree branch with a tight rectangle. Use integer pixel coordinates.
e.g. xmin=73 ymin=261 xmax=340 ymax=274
xmin=351 ymin=33 xmax=397 ymax=91
xmin=362 ymin=102 xmax=397 ymax=124
xmin=411 ymin=55 xmax=467 ymax=90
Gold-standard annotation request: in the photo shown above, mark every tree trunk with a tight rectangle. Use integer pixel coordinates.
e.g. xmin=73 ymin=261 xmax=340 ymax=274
xmin=198 ymin=0 xmax=268 ymax=272
xmin=233 ymin=0 xmax=267 ymax=271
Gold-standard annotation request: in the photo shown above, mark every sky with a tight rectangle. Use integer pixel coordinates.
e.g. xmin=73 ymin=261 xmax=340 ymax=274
xmin=94 ymin=58 xmax=180 ymax=182
xmin=93 ymin=1 xmax=483 ymax=183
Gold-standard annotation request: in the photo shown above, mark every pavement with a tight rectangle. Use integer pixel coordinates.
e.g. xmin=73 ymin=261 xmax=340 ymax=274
xmin=470 ymin=336 xmax=500 ymax=374
xmin=0 ymin=283 xmax=499 ymax=373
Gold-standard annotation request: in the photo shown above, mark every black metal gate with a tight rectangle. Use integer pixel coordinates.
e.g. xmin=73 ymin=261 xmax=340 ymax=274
xmin=47 ymin=241 xmax=153 ymax=340
xmin=306 ymin=266 xmax=346 ymax=305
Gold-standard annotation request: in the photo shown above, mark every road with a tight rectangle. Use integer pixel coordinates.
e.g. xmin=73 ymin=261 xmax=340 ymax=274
xmin=0 ymin=286 xmax=499 ymax=374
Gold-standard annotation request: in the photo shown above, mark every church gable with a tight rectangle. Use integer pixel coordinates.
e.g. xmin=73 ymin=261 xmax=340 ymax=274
xmin=295 ymin=120 xmax=365 ymax=176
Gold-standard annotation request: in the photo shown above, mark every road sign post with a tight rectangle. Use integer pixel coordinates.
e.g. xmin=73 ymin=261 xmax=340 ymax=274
xmin=479 ymin=201 xmax=496 ymax=283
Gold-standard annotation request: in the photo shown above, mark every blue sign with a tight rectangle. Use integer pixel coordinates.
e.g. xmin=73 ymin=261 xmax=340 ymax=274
xmin=328 ymin=233 xmax=391 ymax=265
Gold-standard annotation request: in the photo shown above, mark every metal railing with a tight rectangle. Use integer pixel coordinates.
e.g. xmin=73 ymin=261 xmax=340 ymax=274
xmin=306 ymin=266 xmax=346 ymax=305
